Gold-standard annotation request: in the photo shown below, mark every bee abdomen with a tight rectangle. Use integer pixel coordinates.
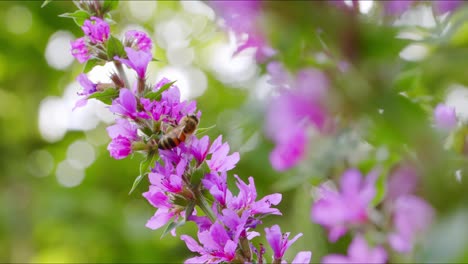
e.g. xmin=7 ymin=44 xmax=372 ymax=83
xmin=158 ymin=136 xmax=180 ymax=150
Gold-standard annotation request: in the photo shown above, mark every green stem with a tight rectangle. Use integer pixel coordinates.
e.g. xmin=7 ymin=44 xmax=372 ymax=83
xmin=114 ymin=61 xmax=130 ymax=88
xmin=194 ymin=189 xmax=216 ymax=223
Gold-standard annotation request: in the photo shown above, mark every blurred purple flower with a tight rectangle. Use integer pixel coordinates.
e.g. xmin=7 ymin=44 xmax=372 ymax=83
xmin=291 ymin=251 xmax=312 ymax=264
xmin=107 ymin=135 xmax=133 ymax=159
xmin=109 ymin=88 xmax=149 ymax=119
xmin=70 ymin=37 xmax=90 ymax=63
xmin=125 ymin=30 xmax=152 ymax=52
xmin=311 ymin=169 xmax=377 ymax=242
xmin=115 ymin=47 xmax=152 ymax=78
xmin=386 ymin=164 xmax=418 ymax=201
xmin=434 ymin=103 xmax=457 ymax=131
xmin=181 ymin=221 xmax=238 ymax=263
xmin=265 ymin=67 xmax=328 ymax=171
xmin=82 ymin=16 xmax=110 ymax=44
xmin=434 ymin=0 xmax=464 ymax=14
xmin=265 ymin=225 xmax=304 ymax=262
xmin=322 ymin=235 xmax=387 ymax=264
xmin=210 ymin=1 xmax=275 ymax=62
xmin=383 ymin=0 xmax=414 ymax=16
xmin=388 ymin=195 xmax=434 ymax=253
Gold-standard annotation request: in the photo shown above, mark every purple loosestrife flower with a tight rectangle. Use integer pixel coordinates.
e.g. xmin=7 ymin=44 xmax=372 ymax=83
xmin=311 ymin=169 xmax=377 ymax=242
xmin=265 ymin=225 xmax=306 ymax=263
xmin=106 ymin=118 xmax=139 ymax=141
xmin=206 ymin=135 xmax=240 ymax=172
xmin=383 ymin=0 xmax=414 ymax=16
xmin=181 ymin=221 xmax=239 ymax=263
xmin=322 ymin=235 xmax=387 ymax=264
xmin=107 ymin=135 xmax=133 ymax=160
xmin=125 ymin=30 xmax=152 ymax=52
xmin=82 ymin=17 xmax=110 ymax=44
xmin=265 ymin=67 xmax=328 ymax=171
xmin=386 ymin=164 xmax=418 ymax=201
xmin=143 ymin=158 xmax=190 ymax=232
xmin=230 ymin=175 xmax=282 ymax=217
xmin=74 ymin=73 xmax=97 ymax=109
xmin=70 ymin=37 xmax=90 ymax=63
xmin=109 ymin=88 xmax=149 ymax=119
xmin=140 ymin=78 xmax=198 ymax=124
xmin=291 ymin=251 xmax=312 ymax=264
xmin=434 ymin=103 xmax=457 ymax=131
xmin=115 ymin=47 xmax=152 ymax=79
xmin=388 ymin=195 xmax=434 ymax=253
xmin=210 ymin=1 xmax=275 ymax=62
xmin=434 ymin=0 xmax=463 ymax=14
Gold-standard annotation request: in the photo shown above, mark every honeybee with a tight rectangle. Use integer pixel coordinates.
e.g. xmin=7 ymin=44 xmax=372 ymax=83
xmin=158 ymin=114 xmax=199 ymax=150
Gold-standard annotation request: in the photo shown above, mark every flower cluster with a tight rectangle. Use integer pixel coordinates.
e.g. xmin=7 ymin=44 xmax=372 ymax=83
xmin=66 ymin=3 xmax=311 ymax=263
xmin=311 ymin=165 xmax=433 ymax=263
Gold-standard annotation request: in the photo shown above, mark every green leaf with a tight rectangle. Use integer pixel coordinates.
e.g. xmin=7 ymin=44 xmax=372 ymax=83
xmin=143 ymin=81 xmax=176 ymax=100
xmin=87 ymin=88 xmax=119 ymax=105
xmin=103 ymin=0 xmax=119 ymax=12
xmin=106 ymin=35 xmax=125 ymax=59
xmin=161 ymin=220 xmax=186 ymax=238
xmin=128 ymin=153 xmax=159 ymax=194
xmin=41 ymin=0 xmax=53 ymax=8
xmin=83 ymin=59 xmax=102 ymax=73
xmin=371 ymin=170 xmax=387 ymax=207
xmin=59 ymin=10 xmax=90 ymax=27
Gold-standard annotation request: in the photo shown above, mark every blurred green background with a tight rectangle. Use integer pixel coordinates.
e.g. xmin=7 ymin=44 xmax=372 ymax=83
xmin=1 ymin=0 xmax=468 ymax=263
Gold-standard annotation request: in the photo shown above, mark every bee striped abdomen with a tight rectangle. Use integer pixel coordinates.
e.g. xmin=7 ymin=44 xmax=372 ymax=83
xmin=158 ymin=136 xmax=180 ymax=150
xmin=157 ymin=114 xmax=199 ymax=150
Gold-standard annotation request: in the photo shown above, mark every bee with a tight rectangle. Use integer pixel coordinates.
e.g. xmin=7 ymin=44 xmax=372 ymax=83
xmin=158 ymin=114 xmax=199 ymax=150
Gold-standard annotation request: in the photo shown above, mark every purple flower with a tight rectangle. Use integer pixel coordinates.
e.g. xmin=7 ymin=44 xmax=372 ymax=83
xmin=82 ymin=16 xmax=110 ymax=44
xmin=106 ymin=118 xmax=139 ymax=140
xmin=388 ymin=195 xmax=434 ymax=253
xmin=73 ymin=73 xmax=98 ymax=109
xmin=265 ymin=225 xmax=303 ymax=262
xmin=269 ymin=127 xmax=307 ymax=171
xmin=190 ymin=135 xmax=210 ymax=165
xmin=202 ymin=172 xmax=231 ymax=207
xmin=434 ymin=103 xmax=457 ymax=131
xmin=206 ymin=135 xmax=240 ymax=172
xmin=109 ymin=88 xmax=149 ymax=119
xmin=311 ymin=169 xmax=377 ymax=242
xmin=434 ymin=0 xmax=463 ymax=14
xmin=383 ymin=0 xmax=414 ymax=16
xmin=210 ymin=1 xmax=275 ymax=62
xmin=386 ymin=164 xmax=418 ymax=201
xmin=107 ymin=135 xmax=133 ymax=159
xmin=143 ymin=159 xmax=190 ymax=232
xmin=322 ymin=235 xmax=387 ymax=264
xmin=70 ymin=37 xmax=90 ymax=63
xmin=125 ymin=30 xmax=152 ymax=52
xmin=181 ymin=221 xmax=238 ymax=263
xmin=265 ymin=65 xmax=329 ymax=171
xmin=115 ymin=47 xmax=152 ymax=79
xmin=291 ymin=251 xmax=312 ymax=264
xmin=230 ymin=175 xmax=282 ymax=217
